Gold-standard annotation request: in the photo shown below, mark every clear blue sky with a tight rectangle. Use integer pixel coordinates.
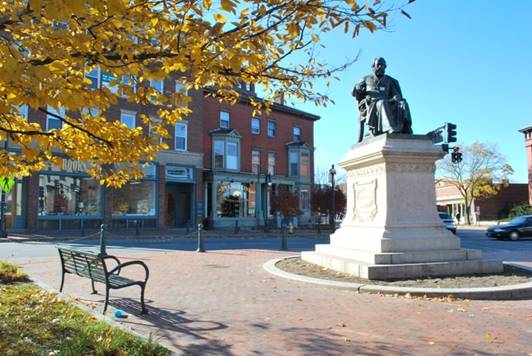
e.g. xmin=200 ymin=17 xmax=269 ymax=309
xmin=295 ymin=1 xmax=532 ymax=183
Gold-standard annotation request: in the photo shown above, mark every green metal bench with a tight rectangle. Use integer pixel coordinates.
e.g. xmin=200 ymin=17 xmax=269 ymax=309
xmin=57 ymin=247 xmax=149 ymax=314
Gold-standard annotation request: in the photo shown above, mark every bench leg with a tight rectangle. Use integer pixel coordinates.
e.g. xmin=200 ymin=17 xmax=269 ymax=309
xmin=59 ymin=271 xmax=65 ymax=293
xmin=103 ymin=287 xmax=110 ymax=314
xmin=140 ymin=284 xmax=148 ymax=314
xmin=90 ymin=279 xmax=97 ymax=294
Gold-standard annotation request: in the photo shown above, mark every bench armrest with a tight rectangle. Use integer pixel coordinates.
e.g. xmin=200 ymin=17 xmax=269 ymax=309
xmin=101 ymin=255 xmax=121 ymax=275
xmin=108 ymin=260 xmax=149 ymax=282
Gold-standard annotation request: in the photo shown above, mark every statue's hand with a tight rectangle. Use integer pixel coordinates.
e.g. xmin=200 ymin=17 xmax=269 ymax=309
xmin=392 ymin=95 xmax=401 ymax=102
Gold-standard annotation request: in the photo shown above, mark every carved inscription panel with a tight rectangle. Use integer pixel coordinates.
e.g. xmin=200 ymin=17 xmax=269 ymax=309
xmin=353 ymin=179 xmax=378 ymax=223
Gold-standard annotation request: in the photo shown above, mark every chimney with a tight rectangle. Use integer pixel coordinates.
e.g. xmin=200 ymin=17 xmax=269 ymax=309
xmin=274 ymin=91 xmax=285 ymax=105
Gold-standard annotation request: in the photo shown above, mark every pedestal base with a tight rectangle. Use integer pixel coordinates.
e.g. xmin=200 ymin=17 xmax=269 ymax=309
xmin=303 ymin=134 xmax=503 ymax=280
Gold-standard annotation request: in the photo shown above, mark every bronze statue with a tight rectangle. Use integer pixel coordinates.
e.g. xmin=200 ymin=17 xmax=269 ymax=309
xmin=353 ymin=57 xmax=412 ymax=142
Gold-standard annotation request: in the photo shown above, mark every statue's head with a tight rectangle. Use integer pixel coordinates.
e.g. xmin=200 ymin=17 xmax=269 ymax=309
xmin=372 ymin=57 xmax=386 ymax=78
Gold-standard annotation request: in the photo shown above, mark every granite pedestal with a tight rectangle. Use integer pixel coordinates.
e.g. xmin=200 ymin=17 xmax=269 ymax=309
xmin=302 ymin=134 xmax=503 ymax=280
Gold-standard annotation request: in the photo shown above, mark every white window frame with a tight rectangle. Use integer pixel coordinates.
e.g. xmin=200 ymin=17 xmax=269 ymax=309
xmin=251 ymin=117 xmax=260 ymax=135
xmin=46 ymin=106 xmax=65 ymax=131
xmin=268 ymin=152 xmax=276 ymax=175
xmin=300 ymin=150 xmax=309 ymax=177
xmin=120 ymin=110 xmax=137 ymax=129
xmin=175 ymin=122 xmax=188 ymax=151
xmin=289 ymin=150 xmax=299 ymax=177
xmin=148 ymin=116 xmax=163 ymax=144
xmin=226 ymin=141 xmax=239 ymax=170
xmin=251 ymin=150 xmax=260 ymax=174
xmin=268 ymin=120 xmax=276 ymax=137
xmin=293 ymin=127 xmax=301 ymax=141
xmin=213 ymin=140 xmax=225 ymax=169
xmin=220 ymin=111 xmax=230 ymax=129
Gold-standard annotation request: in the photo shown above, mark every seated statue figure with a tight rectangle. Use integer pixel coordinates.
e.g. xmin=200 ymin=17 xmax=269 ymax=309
xmin=352 ymin=57 xmax=412 ymax=142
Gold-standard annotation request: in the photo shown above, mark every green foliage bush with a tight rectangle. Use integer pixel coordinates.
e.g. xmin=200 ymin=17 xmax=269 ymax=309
xmin=508 ymin=203 xmax=532 ymax=219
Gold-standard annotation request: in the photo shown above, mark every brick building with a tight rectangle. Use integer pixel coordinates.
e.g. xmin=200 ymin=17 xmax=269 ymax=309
xmin=3 ymin=81 xmax=319 ymax=232
xmin=519 ymin=126 xmax=532 ymax=204
xmin=4 ymin=74 xmax=204 ymax=232
xmin=201 ymin=85 xmax=319 ymax=229
xmin=435 ymin=181 xmax=528 ymax=223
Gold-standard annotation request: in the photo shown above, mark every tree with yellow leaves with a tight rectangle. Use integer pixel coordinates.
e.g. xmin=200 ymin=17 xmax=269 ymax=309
xmin=0 ymin=0 xmax=413 ymax=187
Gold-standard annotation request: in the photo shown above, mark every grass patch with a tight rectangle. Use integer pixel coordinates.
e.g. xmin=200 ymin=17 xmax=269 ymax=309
xmin=0 ymin=262 xmax=170 ymax=355
xmin=0 ymin=260 xmax=30 ymax=283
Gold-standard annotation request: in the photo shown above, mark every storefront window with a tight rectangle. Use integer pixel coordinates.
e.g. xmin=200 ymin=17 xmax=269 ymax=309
xmin=38 ymin=175 xmax=101 ymax=216
xmin=112 ymin=181 xmax=156 ymax=216
xmin=215 ymin=182 xmax=255 ymax=218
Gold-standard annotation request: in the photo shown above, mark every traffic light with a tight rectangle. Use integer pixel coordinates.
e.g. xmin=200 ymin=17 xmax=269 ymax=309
xmin=451 ymin=146 xmax=462 ymax=163
xmin=446 ymin=123 xmax=457 ymax=143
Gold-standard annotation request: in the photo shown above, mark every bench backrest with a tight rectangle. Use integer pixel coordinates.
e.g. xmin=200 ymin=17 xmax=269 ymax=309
xmin=58 ymin=248 xmax=108 ymax=284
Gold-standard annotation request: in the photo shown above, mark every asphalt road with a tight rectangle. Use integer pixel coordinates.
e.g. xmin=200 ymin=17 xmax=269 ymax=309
xmin=1 ymin=227 xmax=531 ymax=264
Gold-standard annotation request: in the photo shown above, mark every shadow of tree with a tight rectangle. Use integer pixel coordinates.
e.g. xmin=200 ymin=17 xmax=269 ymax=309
xmin=110 ymin=298 xmax=227 ymax=339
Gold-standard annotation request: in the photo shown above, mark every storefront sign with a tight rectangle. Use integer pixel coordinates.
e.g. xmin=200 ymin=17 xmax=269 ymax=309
xmin=166 ymin=165 xmax=194 ymax=182
xmin=47 ymin=159 xmax=87 ymax=174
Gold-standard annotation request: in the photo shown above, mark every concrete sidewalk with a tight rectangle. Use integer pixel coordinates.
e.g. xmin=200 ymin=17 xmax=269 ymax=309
xmin=14 ymin=248 xmax=532 ymax=355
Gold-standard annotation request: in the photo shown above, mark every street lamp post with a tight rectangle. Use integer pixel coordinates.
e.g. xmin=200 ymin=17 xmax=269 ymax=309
xmin=329 ymin=164 xmax=336 ymax=233
xmin=263 ymin=173 xmax=272 ymax=232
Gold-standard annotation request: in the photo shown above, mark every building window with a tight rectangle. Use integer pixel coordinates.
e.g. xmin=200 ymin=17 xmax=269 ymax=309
xmin=86 ymin=67 xmax=100 ymax=89
xmin=38 ymin=175 xmax=101 ymax=216
xmin=220 ymin=111 xmax=230 ymax=129
xmin=148 ymin=116 xmax=162 ymax=143
xmin=175 ymin=122 xmax=187 ymax=150
xmin=268 ymin=152 xmax=276 ymax=175
xmin=293 ymin=127 xmax=301 ymax=141
xmin=268 ymin=120 xmax=276 ymax=137
xmin=215 ymin=182 xmax=255 ymax=218
xmin=289 ymin=150 xmax=299 ymax=177
xmin=46 ymin=107 xmax=65 ymax=130
xmin=300 ymin=189 xmax=310 ymax=211
xmin=18 ymin=105 xmax=28 ymax=118
xmin=227 ymin=141 xmax=238 ymax=170
xmin=251 ymin=118 xmax=260 ymax=135
xmin=251 ymin=150 xmax=260 ymax=174
xmin=102 ymin=71 xmax=118 ymax=94
xmin=300 ymin=151 xmax=309 ymax=177
xmin=214 ymin=140 xmax=225 ymax=169
xmin=120 ymin=110 xmax=136 ymax=129
xmin=150 ymin=79 xmax=164 ymax=93
xmin=112 ymin=180 xmax=156 ymax=216
xmin=120 ymin=75 xmax=137 ymax=97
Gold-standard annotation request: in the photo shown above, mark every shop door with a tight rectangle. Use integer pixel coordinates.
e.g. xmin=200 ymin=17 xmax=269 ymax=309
xmin=166 ymin=190 xmax=177 ymax=227
xmin=176 ymin=192 xmax=191 ymax=226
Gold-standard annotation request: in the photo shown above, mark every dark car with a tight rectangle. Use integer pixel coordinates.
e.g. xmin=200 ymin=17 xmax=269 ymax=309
xmin=438 ymin=212 xmax=457 ymax=234
xmin=486 ymin=215 xmax=532 ymax=241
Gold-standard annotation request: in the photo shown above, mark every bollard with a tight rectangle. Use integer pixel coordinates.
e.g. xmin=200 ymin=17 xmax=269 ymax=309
xmin=196 ymin=223 xmax=205 ymax=252
xmin=80 ymin=219 xmax=85 ymax=237
xmin=280 ymin=223 xmax=288 ymax=251
xmin=234 ymin=220 xmax=240 ymax=234
xmin=135 ymin=219 xmax=140 ymax=236
xmin=99 ymin=224 xmax=107 ymax=256
xmin=317 ymin=221 xmax=321 ymax=235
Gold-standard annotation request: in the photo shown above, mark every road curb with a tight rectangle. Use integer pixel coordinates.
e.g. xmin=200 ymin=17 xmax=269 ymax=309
xmin=263 ymin=256 xmax=532 ymax=300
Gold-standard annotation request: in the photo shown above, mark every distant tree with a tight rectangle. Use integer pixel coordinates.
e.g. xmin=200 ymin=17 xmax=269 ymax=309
xmin=311 ymin=185 xmax=346 ymax=222
xmin=437 ymin=142 xmax=514 ymax=225
xmin=270 ymin=187 xmax=302 ymax=224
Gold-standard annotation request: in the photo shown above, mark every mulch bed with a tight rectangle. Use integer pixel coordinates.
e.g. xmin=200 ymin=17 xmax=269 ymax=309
xmin=276 ymin=257 xmax=532 ymax=288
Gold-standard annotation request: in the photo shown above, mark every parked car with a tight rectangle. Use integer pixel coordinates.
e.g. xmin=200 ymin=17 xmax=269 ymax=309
xmin=486 ymin=215 xmax=532 ymax=241
xmin=438 ymin=212 xmax=457 ymax=234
